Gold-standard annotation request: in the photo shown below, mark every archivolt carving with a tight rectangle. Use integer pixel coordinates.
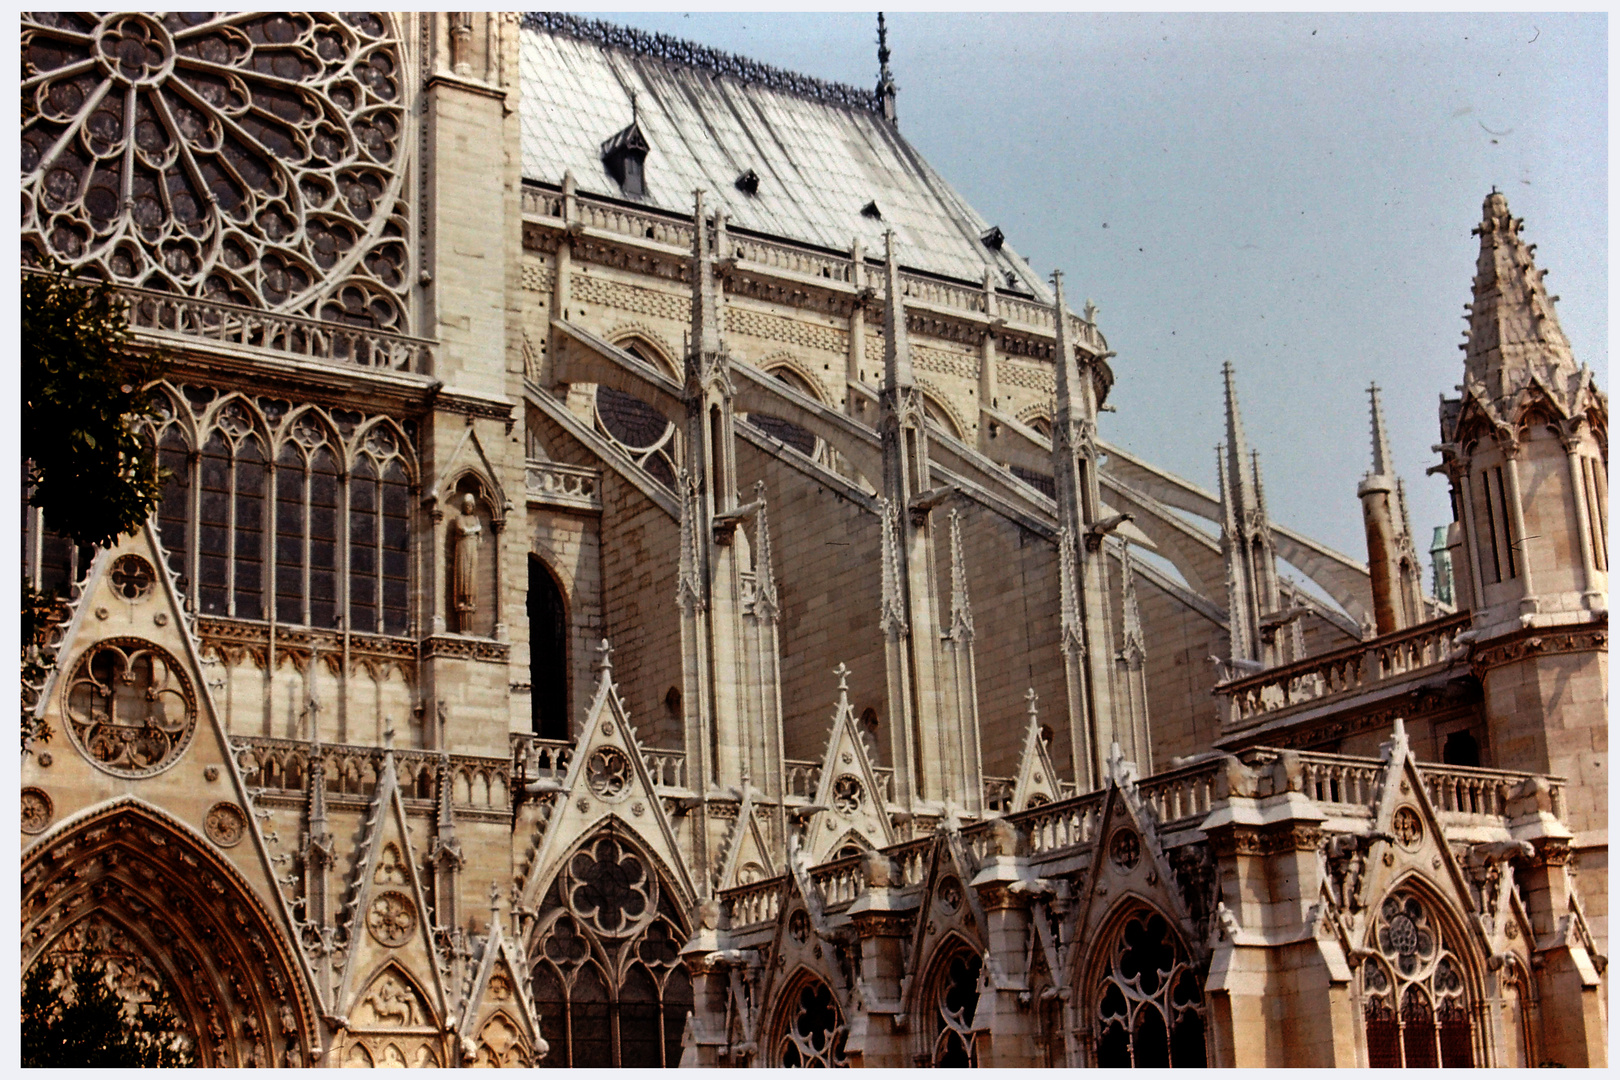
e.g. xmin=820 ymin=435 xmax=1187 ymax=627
xmin=22 ymin=12 xmax=414 ymax=331
xmin=21 ymin=801 xmax=318 ymax=1067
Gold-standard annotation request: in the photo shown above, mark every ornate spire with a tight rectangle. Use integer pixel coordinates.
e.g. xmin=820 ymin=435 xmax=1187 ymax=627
xmin=751 ymin=480 xmax=778 ymax=618
xmin=1366 ymin=382 xmax=1394 ymax=479
xmin=1221 ymin=362 xmax=1257 ymax=516
xmin=876 ymin=12 xmax=896 ymax=122
xmin=947 ymin=507 xmax=974 ymax=639
xmin=877 ymin=496 xmax=908 ymax=638
xmin=1465 ymin=189 xmax=1578 ymax=406
xmin=688 ymin=189 xmax=723 ymax=367
xmin=1118 ymin=542 xmax=1145 ymax=664
xmin=1051 ymin=271 xmax=1086 ymax=427
xmin=881 ymin=230 xmax=914 ymax=392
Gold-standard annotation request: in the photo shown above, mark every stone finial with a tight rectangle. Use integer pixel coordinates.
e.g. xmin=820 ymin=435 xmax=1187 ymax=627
xmin=988 ymin=817 xmax=1020 ymax=857
xmin=593 ymin=638 xmax=614 ymax=673
xmin=1024 ymin=687 xmax=1039 ymax=721
xmin=833 ymin=662 xmax=850 ymax=692
xmin=876 ymin=12 xmax=897 ymax=122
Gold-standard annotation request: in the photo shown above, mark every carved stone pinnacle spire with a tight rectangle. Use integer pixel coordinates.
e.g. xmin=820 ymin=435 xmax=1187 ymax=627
xmin=882 ymin=231 xmax=913 ymax=391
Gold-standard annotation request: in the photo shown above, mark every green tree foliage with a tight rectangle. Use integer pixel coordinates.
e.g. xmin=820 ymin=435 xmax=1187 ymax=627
xmin=22 ymin=266 xmax=164 ymax=551
xmin=21 ymin=266 xmax=166 ymax=747
xmin=21 ymin=952 xmax=196 ymax=1068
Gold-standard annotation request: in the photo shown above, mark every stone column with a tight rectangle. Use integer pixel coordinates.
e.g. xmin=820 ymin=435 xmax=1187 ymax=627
xmin=968 ymin=828 xmax=1042 ymax=1067
xmin=1500 ymin=448 xmax=1538 ymax=614
xmin=842 ymin=854 xmax=916 ymax=1067
xmin=1559 ymin=430 xmax=1600 ymax=606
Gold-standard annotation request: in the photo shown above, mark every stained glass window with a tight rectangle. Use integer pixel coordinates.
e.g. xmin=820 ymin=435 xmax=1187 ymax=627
xmin=1361 ymin=890 xmax=1475 ymax=1068
xmin=1092 ymin=910 xmax=1206 ymax=1068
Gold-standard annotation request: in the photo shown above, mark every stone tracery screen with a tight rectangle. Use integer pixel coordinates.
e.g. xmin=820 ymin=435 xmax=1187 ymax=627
xmin=1361 ymin=890 xmax=1475 ymax=1068
xmin=528 ymin=834 xmax=693 ymax=1067
xmin=1091 ymin=910 xmax=1206 ymax=1068
xmin=21 ymin=12 xmax=413 ymax=332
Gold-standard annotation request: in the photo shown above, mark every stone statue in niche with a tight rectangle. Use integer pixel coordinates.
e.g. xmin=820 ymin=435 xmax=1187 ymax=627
xmin=451 ymin=493 xmax=482 ymax=633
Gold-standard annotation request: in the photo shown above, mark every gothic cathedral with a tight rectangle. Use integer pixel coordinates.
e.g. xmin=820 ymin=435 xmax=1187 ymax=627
xmin=20 ymin=13 xmax=1607 ymax=1068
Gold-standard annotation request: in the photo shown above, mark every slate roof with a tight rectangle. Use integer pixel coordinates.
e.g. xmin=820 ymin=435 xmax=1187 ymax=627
xmin=518 ymin=14 xmax=1050 ymax=296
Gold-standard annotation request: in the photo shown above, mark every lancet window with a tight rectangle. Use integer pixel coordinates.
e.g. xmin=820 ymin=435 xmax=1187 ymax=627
xmin=744 ymin=367 xmax=821 ymax=459
xmin=772 ymin=977 xmax=848 ymax=1067
xmin=148 ymin=388 xmax=415 ymax=636
xmin=1092 ymin=910 xmax=1206 ymax=1068
xmin=1361 ymin=890 xmax=1476 ymax=1068
xmin=922 ymin=947 xmax=982 ymax=1066
xmin=528 ymin=834 xmax=692 ymax=1067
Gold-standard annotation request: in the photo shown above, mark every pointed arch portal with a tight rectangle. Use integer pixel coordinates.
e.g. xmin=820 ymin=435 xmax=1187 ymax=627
xmin=21 ymin=800 xmax=318 ymax=1067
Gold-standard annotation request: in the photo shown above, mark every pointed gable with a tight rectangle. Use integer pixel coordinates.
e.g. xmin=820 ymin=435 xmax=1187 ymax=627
xmin=803 ymin=664 xmax=895 ymax=864
xmin=1009 ymin=690 xmax=1063 ymax=812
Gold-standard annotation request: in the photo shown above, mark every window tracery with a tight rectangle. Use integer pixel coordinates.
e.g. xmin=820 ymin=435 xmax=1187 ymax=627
xmin=528 ymin=834 xmax=692 ymax=1067
xmin=924 ymin=948 xmax=982 ymax=1066
xmin=64 ymin=638 xmax=198 ymax=777
xmin=594 ymin=343 xmax=679 ymax=488
xmin=1092 ymin=910 xmax=1206 ymax=1068
xmin=773 ymin=977 xmax=848 ymax=1067
xmin=21 ymin=12 xmax=413 ymax=332
xmin=1361 ymin=890 xmax=1475 ymax=1068
xmin=147 ymin=388 xmax=416 ymax=637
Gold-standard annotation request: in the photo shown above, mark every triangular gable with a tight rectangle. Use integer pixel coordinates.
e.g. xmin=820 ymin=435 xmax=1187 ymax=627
xmin=429 ymin=422 xmax=511 ymax=519
xmin=519 ymin=652 xmax=696 ymax=911
xmin=457 ymin=911 xmax=548 ymax=1065
xmin=334 ymin=744 xmax=452 ymax=1030
xmin=1348 ymin=720 xmax=1501 ymax=963
xmin=1009 ymin=690 xmax=1062 ymax=812
xmin=715 ymin=784 xmax=779 ymax=892
xmin=1067 ymin=759 xmax=1202 ymax=971
xmin=803 ymin=667 xmax=895 ymax=864
xmin=21 ymin=524 xmax=321 ymax=1010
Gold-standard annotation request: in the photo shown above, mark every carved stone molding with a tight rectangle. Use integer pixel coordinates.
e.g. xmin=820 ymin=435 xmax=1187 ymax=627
xmin=1471 ymin=621 xmax=1608 ymax=674
xmin=420 ymin=635 xmax=511 ymax=662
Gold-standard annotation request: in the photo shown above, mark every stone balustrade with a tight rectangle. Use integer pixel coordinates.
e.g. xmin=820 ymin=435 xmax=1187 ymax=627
xmin=234 ymin=736 xmax=510 ymax=811
xmin=510 ymin=734 xmax=574 ymax=782
xmin=726 ymin=877 xmax=782 ymax=929
xmin=784 ymin=759 xmax=821 ymax=799
xmin=1217 ymin=612 xmax=1472 ymax=727
xmin=983 ymin=775 xmax=1015 ymax=812
xmin=34 ymin=268 xmax=439 ymax=373
xmin=809 ymin=853 xmax=868 ymax=910
xmin=525 ymin=460 xmax=601 ymax=511
xmin=522 ymin=186 xmax=1107 ymax=352
xmin=641 ymin=747 xmax=687 ymax=790
xmin=1135 ymin=760 xmax=1223 ymax=831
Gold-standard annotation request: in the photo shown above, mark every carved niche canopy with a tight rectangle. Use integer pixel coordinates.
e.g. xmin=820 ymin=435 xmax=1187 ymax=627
xmin=21 ymin=12 xmax=412 ymax=332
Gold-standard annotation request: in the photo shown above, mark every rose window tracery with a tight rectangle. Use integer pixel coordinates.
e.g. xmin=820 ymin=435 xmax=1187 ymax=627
xmin=22 ymin=12 xmax=412 ymax=331
xmin=587 ymin=747 xmax=632 ymax=801
xmin=832 ymin=774 xmax=863 ymax=815
xmin=567 ymin=835 xmax=654 ymax=937
xmin=63 ymin=638 xmax=198 ymax=777
xmin=529 ymin=836 xmax=692 ymax=1067
xmin=1092 ymin=910 xmax=1206 ymax=1067
xmin=1362 ymin=890 xmax=1474 ymax=1068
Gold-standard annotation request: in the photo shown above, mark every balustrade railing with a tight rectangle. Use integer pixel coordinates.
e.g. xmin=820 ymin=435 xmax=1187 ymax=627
xmin=234 ymin=736 xmax=509 ymax=810
xmin=785 ymin=759 xmax=821 ymax=799
xmin=1008 ymin=789 xmax=1108 ymax=855
xmin=984 ymin=775 xmax=1015 ymax=813
xmin=641 ymin=747 xmax=687 ymax=790
xmin=526 ymin=460 xmax=601 ymax=510
xmin=511 ymin=735 xmax=574 ymax=783
xmin=523 ymin=188 xmax=1112 ymax=355
xmin=1218 ymin=612 xmax=1472 ymax=726
xmin=725 ymin=877 xmax=783 ymax=928
xmin=57 ymin=271 xmax=438 ymax=373
xmin=810 ymin=853 xmax=867 ymax=909
xmin=1135 ymin=760 xmax=1222 ymax=830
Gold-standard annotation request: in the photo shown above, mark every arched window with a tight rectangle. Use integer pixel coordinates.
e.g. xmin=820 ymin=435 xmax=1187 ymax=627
xmin=1092 ymin=910 xmax=1206 ymax=1067
xmin=349 ymin=425 xmax=411 ymax=635
xmin=1442 ymin=731 xmax=1480 ymax=768
xmin=275 ymin=413 xmax=342 ymax=629
xmin=154 ymin=423 xmax=191 ymax=583
xmin=196 ymin=402 xmax=267 ymax=619
xmin=1362 ymin=889 xmax=1475 ymax=1068
xmin=923 ymin=947 xmax=981 ymax=1066
xmin=529 ymin=834 xmax=692 ymax=1067
xmin=528 ymin=556 xmax=568 ymax=739
xmin=771 ymin=976 xmax=848 ymax=1067
xmin=921 ymin=392 xmax=963 ymax=443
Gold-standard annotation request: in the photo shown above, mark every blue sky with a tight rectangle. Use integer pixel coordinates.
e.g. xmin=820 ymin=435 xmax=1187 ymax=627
xmin=592 ymin=11 xmax=1607 ymax=567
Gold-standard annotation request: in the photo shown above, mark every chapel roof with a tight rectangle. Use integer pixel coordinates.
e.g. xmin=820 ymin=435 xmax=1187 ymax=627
xmin=518 ymin=13 xmax=1049 ymax=296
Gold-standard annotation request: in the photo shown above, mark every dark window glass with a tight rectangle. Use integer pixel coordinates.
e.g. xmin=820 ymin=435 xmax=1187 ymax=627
xmin=1442 ymin=731 xmax=1480 ymax=767
xmin=619 ymin=964 xmax=662 ymax=1066
xmin=197 ymin=432 xmax=231 ymax=614
xmin=1400 ymin=993 xmax=1438 ymax=1068
xmin=309 ymin=446 xmax=340 ymax=628
xmin=349 ymin=456 xmax=378 ymax=633
xmin=570 ymin=964 xmax=612 ymax=1068
xmin=381 ymin=458 xmax=410 ymax=634
xmin=663 ymin=965 xmax=692 ymax=1067
xmin=528 ymin=557 xmax=568 ymax=739
xmin=275 ymin=444 xmax=306 ymax=623
xmin=156 ymin=427 xmax=190 ymax=583
xmin=234 ymin=438 xmax=266 ymax=618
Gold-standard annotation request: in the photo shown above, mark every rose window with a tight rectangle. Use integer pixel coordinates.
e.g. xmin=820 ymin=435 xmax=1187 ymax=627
xmin=109 ymin=554 xmax=156 ymax=599
xmin=22 ymin=12 xmax=412 ymax=331
xmin=568 ymin=835 xmax=654 ymax=936
xmin=832 ymin=774 xmax=863 ymax=816
xmin=63 ymin=638 xmax=197 ymax=777
xmin=587 ymin=747 xmax=632 ymax=800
